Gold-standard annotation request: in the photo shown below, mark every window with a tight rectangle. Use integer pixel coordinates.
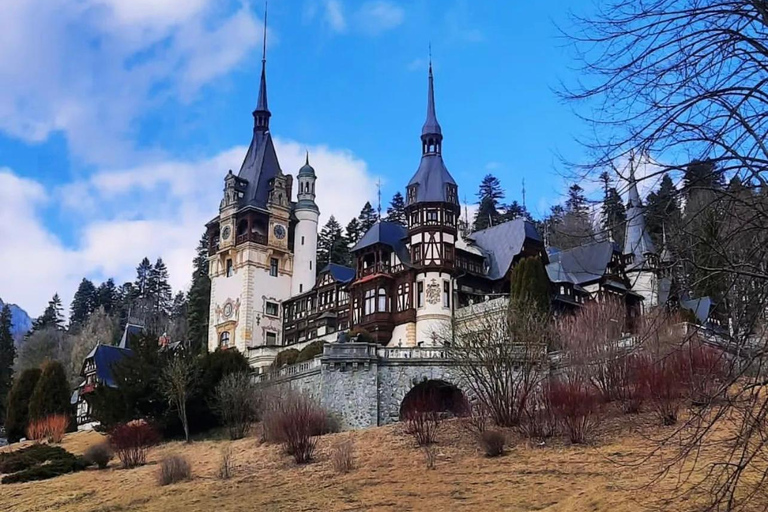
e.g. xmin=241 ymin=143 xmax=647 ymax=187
xmin=413 ymin=244 xmax=422 ymax=263
xmin=426 ymin=209 xmax=439 ymax=223
xmin=265 ymin=301 xmax=278 ymax=317
xmin=299 ymin=284 xmax=303 ymax=293
xmin=378 ymin=288 xmax=388 ymax=312
xmin=270 ymin=257 xmax=279 ymax=277
xmin=265 ymin=331 xmax=277 ymax=345
xmin=310 ymin=260 xmax=312 ymax=270
xmin=417 ymin=281 xmax=424 ymax=308
xmin=397 ymin=282 xmax=410 ymax=311
xmin=219 ymin=331 xmax=230 ymax=348
xmin=226 ymin=259 xmax=233 ymax=277
xmin=444 ymin=243 xmax=454 ymax=262
xmin=301 ymin=236 xmax=305 ymax=245
xmin=364 ymin=288 xmax=376 ymax=316
xmin=443 ymin=281 xmax=451 ymax=308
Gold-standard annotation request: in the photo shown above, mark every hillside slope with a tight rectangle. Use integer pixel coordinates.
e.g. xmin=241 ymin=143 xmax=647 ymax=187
xmin=0 ymin=416 xmax=738 ymax=512
xmin=0 ymin=297 xmax=32 ymax=344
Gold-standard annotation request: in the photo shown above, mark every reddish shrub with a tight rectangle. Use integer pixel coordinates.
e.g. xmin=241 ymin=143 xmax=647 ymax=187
xmin=262 ymin=392 xmax=329 ymax=464
xmin=633 ymin=354 xmax=684 ymax=425
xmin=402 ymin=390 xmax=441 ymax=446
xmin=108 ymin=420 xmax=161 ymax=468
xmin=26 ymin=414 xmax=69 ymax=443
xmin=545 ymin=377 xmax=601 ymax=444
xmin=680 ymin=344 xmax=729 ymax=405
xmin=519 ymin=391 xmax=558 ymax=439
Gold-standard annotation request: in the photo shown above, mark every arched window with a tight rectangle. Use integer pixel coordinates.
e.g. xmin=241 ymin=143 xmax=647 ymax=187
xmin=378 ymin=287 xmax=388 ymax=312
xmin=219 ymin=331 xmax=231 ymax=348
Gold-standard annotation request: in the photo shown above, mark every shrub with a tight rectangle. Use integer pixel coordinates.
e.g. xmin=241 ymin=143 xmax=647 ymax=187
xmin=461 ymin=402 xmax=488 ymax=436
xmin=84 ymin=442 xmax=114 ymax=469
xmin=296 ymin=341 xmax=325 ymax=363
xmin=545 ymin=378 xmax=600 ymax=444
xmin=109 ymin=420 xmax=160 ymax=468
xmin=262 ymin=391 xmax=329 ymax=464
xmin=272 ymin=349 xmax=299 ymax=368
xmin=330 ymin=439 xmax=354 ymax=474
xmin=402 ymin=390 xmax=441 ymax=446
xmin=422 ymin=444 xmax=437 ymax=470
xmin=212 ymin=372 xmax=259 ymax=440
xmin=3 ymin=368 xmax=41 ymax=443
xmin=479 ymin=430 xmax=506 ymax=457
xmin=682 ymin=344 xmax=729 ymax=405
xmin=0 ymin=444 xmax=71 ymax=473
xmin=519 ymin=392 xmax=558 ymax=439
xmin=157 ymin=454 xmax=191 ymax=486
xmin=217 ymin=445 xmax=234 ymax=480
xmin=26 ymin=414 xmax=69 ymax=444
xmin=633 ymin=354 xmax=687 ymax=425
xmin=28 ymin=361 xmax=71 ymax=421
xmin=2 ymin=455 xmax=88 ymax=484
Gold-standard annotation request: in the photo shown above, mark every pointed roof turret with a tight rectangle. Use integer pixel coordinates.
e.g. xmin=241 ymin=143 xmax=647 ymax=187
xmin=623 ymin=154 xmax=656 ymax=267
xmin=407 ymin=57 xmax=457 ymax=206
xmin=421 ymin=60 xmax=442 ymax=142
xmin=253 ymin=2 xmax=270 ymax=132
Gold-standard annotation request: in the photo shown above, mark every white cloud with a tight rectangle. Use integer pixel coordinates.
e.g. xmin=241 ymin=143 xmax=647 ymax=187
xmin=0 ymin=0 xmax=262 ymax=165
xmin=354 ymin=1 xmax=404 ymax=35
xmin=1 ymin=140 xmax=377 ymax=317
xmin=324 ymin=0 xmax=347 ymax=33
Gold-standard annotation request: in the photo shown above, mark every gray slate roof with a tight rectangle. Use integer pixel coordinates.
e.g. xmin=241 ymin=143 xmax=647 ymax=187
xmin=321 ymin=263 xmax=355 ymax=283
xmin=467 ymin=219 xmax=541 ymax=280
xmin=546 ymin=240 xmax=619 ymax=285
xmin=237 ymin=131 xmax=282 ymax=210
xmin=624 ymin=170 xmax=656 ymax=267
xmin=407 ymin=155 xmax=456 ymax=203
xmin=351 ymin=221 xmax=410 ymax=264
xmin=680 ymin=297 xmax=712 ymax=324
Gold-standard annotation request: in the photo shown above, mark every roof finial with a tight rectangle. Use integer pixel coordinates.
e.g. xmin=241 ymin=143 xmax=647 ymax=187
xmin=262 ymin=0 xmax=268 ymax=65
xmin=522 ymin=178 xmax=526 ymax=210
xmin=253 ymin=0 xmax=271 ymax=130
xmin=376 ymin=179 xmax=382 ymax=217
xmin=305 ymin=150 xmax=309 ymax=166
xmin=428 ymin=42 xmax=432 ymax=72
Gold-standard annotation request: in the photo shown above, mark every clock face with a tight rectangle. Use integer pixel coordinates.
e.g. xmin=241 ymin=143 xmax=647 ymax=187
xmin=273 ymin=224 xmax=286 ymax=240
xmin=223 ymin=303 xmax=233 ymax=318
xmin=222 ymin=226 xmax=231 ymax=240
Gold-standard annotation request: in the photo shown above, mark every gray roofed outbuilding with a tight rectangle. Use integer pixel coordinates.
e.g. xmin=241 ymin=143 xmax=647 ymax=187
xmin=546 ymin=240 xmax=619 ymax=285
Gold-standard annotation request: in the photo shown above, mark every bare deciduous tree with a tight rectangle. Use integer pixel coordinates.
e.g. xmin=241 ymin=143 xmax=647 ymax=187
xmin=438 ymin=298 xmax=552 ymax=427
xmin=565 ymin=2 xmax=768 ymax=508
xmin=213 ymin=371 xmax=259 ymax=440
xmin=161 ymin=353 xmax=197 ymax=442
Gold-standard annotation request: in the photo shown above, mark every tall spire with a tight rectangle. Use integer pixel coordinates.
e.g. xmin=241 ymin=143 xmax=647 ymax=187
xmin=253 ymin=1 xmax=271 ymax=131
xmin=421 ymin=48 xmax=442 ymax=155
xmin=623 ymin=151 xmax=656 ymax=265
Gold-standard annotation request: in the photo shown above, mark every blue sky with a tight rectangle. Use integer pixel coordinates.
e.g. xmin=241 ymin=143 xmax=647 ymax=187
xmin=0 ymin=0 xmax=601 ymax=316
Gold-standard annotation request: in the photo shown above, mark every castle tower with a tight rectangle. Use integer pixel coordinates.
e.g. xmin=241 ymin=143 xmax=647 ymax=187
xmin=293 ymin=153 xmax=320 ymax=295
xmin=405 ymin=61 xmax=460 ymax=346
xmin=206 ymin=7 xmax=295 ymax=363
xmin=623 ymin=155 xmax=659 ymax=310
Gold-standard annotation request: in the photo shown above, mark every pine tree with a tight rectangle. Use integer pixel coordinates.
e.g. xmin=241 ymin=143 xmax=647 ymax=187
xmin=501 ymin=201 xmax=529 ymax=222
xmin=645 ymin=174 xmax=682 ymax=248
xmin=187 ymin=233 xmax=211 ymax=354
xmin=95 ymin=278 xmax=117 ymax=314
xmin=146 ymin=258 xmax=172 ymax=333
xmin=385 ymin=192 xmax=407 ymax=225
xmin=344 ymin=218 xmax=363 ymax=247
xmin=683 ymin=159 xmax=724 ymax=194
xmin=0 ymin=304 xmax=16 ymax=423
xmin=28 ymin=360 xmax=71 ymax=420
xmin=70 ymin=278 xmax=97 ymax=329
xmin=3 ymin=368 xmax=41 ymax=443
xmin=169 ymin=291 xmax=188 ymax=342
xmin=565 ymin=184 xmax=588 ymax=215
xmin=473 ymin=174 xmax=505 ymax=231
xmin=135 ymin=257 xmax=153 ymax=296
xmin=358 ymin=202 xmax=379 ymax=234
xmin=599 ymin=172 xmax=627 ymax=247
xmin=29 ymin=294 xmax=65 ymax=335
xmin=317 ymin=216 xmax=349 ymax=269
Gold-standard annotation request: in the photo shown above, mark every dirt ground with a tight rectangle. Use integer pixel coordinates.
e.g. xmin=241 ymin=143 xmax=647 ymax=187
xmin=0 ymin=414 xmax=755 ymax=512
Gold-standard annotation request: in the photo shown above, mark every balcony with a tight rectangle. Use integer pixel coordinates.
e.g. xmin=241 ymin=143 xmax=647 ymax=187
xmin=236 ymin=232 xmax=268 ymax=246
xmin=358 ymin=262 xmax=406 ymax=279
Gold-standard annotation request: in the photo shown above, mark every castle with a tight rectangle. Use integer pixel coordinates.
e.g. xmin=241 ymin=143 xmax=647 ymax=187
xmin=204 ymin=36 xmax=687 ymax=372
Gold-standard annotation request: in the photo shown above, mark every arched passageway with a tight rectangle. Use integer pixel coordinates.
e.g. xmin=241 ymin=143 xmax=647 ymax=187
xmin=399 ymin=379 xmax=469 ymax=420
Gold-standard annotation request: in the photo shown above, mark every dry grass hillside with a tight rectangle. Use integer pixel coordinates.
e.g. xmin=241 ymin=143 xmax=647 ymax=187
xmin=0 ymin=413 xmax=755 ymax=512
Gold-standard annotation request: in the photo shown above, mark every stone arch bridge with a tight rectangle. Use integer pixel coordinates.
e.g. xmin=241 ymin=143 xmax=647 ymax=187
xmin=255 ymin=343 xmax=465 ymax=429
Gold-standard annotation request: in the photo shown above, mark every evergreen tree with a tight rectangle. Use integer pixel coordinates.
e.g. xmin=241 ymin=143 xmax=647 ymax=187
xmin=0 ymin=304 xmax=16 ymax=423
xmin=29 ymin=294 xmax=65 ymax=334
xmin=683 ymin=159 xmax=724 ymax=194
xmin=645 ymin=174 xmax=682 ymax=248
xmin=358 ymin=202 xmax=379 ymax=233
xmin=500 ymin=200 xmax=529 ymax=222
xmin=385 ymin=192 xmax=407 ymax=225
xmin=149 ymin=258 xmax=173 ymax=317
xmin=344 ymin=218 xmax=363 ymax=247
xmin=317 ymin=216 xmax=349 ymax=269
xmin=95 ymin=278 xmax=118 ymax=314
xmin=509 ymin=257 xmax=550 ymax=314
xmin=545 ymin=184 xmax=596 ymax=250
xmin=565 ymin=184 xmax=588 ymax=215
xmin=169 ymin=291 xmax=188 ymax=343
xmin=69 ymin=278 xmax=97 ymax=329
xmin=28 ymin=360 xmax=71 ymax=420
xmin=134 ymin=257 xmax=153 ymax=297
xmin=599 ymin=172 xmax=627 ymax=247
xmin=187 ymin=233 xmax=211 ymax=354
xmin=3 ymin=368 xmax=41 ymax=443
xmin=473 ymin=174 xmax=505 ymax=231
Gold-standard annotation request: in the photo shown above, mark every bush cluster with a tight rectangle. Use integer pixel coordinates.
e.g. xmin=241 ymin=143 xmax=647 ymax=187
xmin=295 ymin=341 xmax=325 ymax=363
xmin=108 ymin=420 xmax=161 ymax=468
xmin=26 ymin=414 xmax=69 ymax=444
xmin=0 ymin=444 xmax=87 ymax=484
xmin=84 ymin=442 xmax=114 ymax=469
xmin=156 ymin=454 xmax=191 ymax=486
xmin=479 ymin=430 xmax=506 ymax=457
xmin=261 ymin=391 xmax=335 ymax=464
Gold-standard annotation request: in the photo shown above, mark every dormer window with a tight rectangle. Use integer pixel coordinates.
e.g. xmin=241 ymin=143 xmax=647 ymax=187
xmin=407 ymin=185 xmax=418 ymax=204
xmin=446 ymin=184 xmax=458 ymax=204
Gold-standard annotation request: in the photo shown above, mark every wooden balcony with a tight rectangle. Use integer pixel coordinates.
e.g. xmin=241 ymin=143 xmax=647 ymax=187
xmin=236 ymin=232 xmax=268 ymax=246
xmin=358 ymin=263 xmax=406 ymax=279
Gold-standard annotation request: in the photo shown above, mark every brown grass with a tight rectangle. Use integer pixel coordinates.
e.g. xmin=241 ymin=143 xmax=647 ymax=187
xmin=0 ymin=413 xmax=760 ymax=512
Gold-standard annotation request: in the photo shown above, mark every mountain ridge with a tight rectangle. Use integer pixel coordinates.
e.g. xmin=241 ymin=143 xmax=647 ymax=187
xmin=0 ymin=297 xmax=33 ymax=345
